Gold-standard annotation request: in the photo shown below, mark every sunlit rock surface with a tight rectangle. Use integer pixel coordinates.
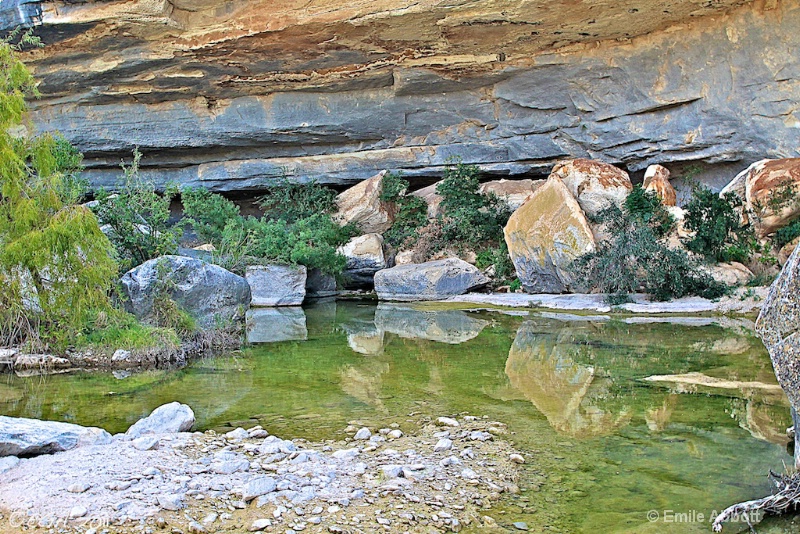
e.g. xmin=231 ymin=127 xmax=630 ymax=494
xmin=375 ymin=303 xmax=488 ymax=344
xmin=3 ymin=0 xmax=797 ymax=191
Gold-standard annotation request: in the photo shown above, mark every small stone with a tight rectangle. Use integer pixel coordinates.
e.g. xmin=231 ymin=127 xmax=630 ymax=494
xmin=188 ymin=520 xmax=206 ymax=533
xmin=509 ymin=453 xmax=525 ymax=464
xmin=111 ymin=349 xmax=131 ymax=362
xmin=69 ymin=506 xmax=87 ymax=518
xmin=131 ymin=435 xmax=160 ymax=451
xmin=513 ymin=521 xmax=529 ymax=531
xmin=202 ymin=513 xmax=218 ymax=524
xmin=249 ymin=429 xmax=269 ymax=439
xmin=67 ymin=482 xmax=90 ymax=493
xmin=250 ymin=519 xmax=272 ymax=531
xmin=468 ymin=431 xmax=493 ymax=442
xmin=436 ymin=417 xmax=460 ymax=427
xmin=332 ymin=448 xmax=359 ymax=460
xmin=387 ymin=430 xmax=403 ymax=439
xmin=433 ymin=438 xmax=452 ymax=452
xmin=225 ymin=427 xmax=250 ymax=441
xmin=377 ymin=517 xmax=391 ymax=525
xmin=354 ymin=427 xmax=372 ymax=440
xmin=157 ymin=493 xmax=184 ymax=511
xmin=461 ymin=468 xmax=478 ymax=480
xmin=382 ymin=465 xmax=403 ymax=478
xmin=242 ymin=476 xmax=277 ymax=501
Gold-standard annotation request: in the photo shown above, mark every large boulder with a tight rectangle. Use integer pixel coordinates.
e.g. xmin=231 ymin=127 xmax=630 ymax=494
xmin=504 ymin=176 xmax=596 ymax=293
xmin=549 ymin=159 xmax=633 ymax=217
xmin=246 ymin=265 xmax=307 ymax=306
xmin=305 ymin=268 xmax=337 ymax=299
xmin=642 ymin=165 xmax=677 ymax=207
xmin=126 ymin=402 xmax=195 ymax=438
xmin=339 ymin=233 xmax=387 ymax=289
xmin=411 ymin=182 xmax=444 ymax=219
xmin=755 ymin=241 xmax=800 ymax=464
xmin=478 ymin=179 xmax=545 ymax=211
xmin=119 ymin=255 xmax=251 ymax=329
xmin=0 ymin=417 xmax=112 ymax=457
xmin=335 ymin=171 xmax=395 ymax=234
xmin=374 ymin=258 xmax=488 ymax=301
xmin=704 ymin=261 xmax=753 ymax=287
xmin=742 ymin=158 xmax=800 ymax=237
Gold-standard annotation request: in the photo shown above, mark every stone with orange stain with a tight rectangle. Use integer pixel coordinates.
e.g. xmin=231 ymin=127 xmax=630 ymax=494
xmin=741 ymin=159 xmax=800 ymax=237
xmin=643 ymin=165 xmax=677 ymax=206
xmin=503 ymin=176 xmax=595 ymax=293
xmin=549 ymin=159 xmax=632 ymax=217
xmin=335 ymin=171 xmax=396 ymax=234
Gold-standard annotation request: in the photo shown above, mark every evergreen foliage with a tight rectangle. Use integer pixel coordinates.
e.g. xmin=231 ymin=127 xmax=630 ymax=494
xmin=682 ymin=185 xmax=756 ymax=263
xmin=0 ymin=38 xmax=117 ymax=348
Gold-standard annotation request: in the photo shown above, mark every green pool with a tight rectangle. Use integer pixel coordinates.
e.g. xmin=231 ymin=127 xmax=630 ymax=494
xmin=1 ymin=301 xmax=794 ymax=532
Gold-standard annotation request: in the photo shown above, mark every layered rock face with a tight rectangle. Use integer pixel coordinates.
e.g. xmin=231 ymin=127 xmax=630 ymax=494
xmin=5 ymin=0 xmax=799 ymax=192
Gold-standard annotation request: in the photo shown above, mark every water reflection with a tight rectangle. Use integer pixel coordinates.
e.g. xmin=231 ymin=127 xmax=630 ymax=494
xmin=374 ymin=303 xmax=489 ymax=344
xmin=246 ymin=307 xmax=308 ymax=343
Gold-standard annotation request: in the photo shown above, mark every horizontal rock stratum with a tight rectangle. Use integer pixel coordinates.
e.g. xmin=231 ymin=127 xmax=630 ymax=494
xmin=4 ymin=0 xmax=800 ymax=191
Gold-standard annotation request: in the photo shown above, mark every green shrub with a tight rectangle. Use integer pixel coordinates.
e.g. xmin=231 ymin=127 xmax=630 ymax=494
xmin=182 ymin=187 xmax=352 ymax=276
xmin=683 ymin=185 xmax=755 ymax=263
xmin=436 ymin=161 xmax=511 ymax=248
xmin=259 ymin=178 xmax=338 ymax=224
xmin=0 ymin=39 xmax=117 ymax=349
xmin=623 ymin=185 xmax=675 ymax=238
xmin=476 ymin=242 xmax=517 ymax=286
xmin=572 ymin=199 xmax=726 ymax=303
xmin=380 ymin=172 xmax=428 ymax=248
xmin=775 ymin=219 xmax=800 ymax=250
xmin=91 ymin=149 xmax=181 ymax=272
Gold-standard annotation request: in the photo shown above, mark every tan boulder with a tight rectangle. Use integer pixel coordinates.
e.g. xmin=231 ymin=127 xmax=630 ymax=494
xmin=335 ymin=171 xmax=395 ymax=234
xmin=503 ymin=176 xmax=595 ymax=293
xmin=743 ymin=158 xmax=800 ymax=237
xmin=478 ymin=179 xmax=545 ymax=211
xmin=704 ymin=262 xmax=753 ymax=287
xmin=779 ymin=236 xmax=800 ymax=266
xmin=549 ymin=158 xmax=632 ymax=217
xmin=643 ymin=165 xmax=677 ymax=206
xmin=411 ymin=182 xmax=444 ymax=219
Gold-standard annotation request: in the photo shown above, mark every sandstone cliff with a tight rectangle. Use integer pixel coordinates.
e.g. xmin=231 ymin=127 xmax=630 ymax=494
xmin=3 ymin=0 xmax=799 ymax=191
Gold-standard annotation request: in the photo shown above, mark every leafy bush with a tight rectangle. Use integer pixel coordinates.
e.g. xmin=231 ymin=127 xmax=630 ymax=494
xmin=683 ymin=185 xmax=755 ymax=263
xmin=0 ymin=38 xmax=117 ymax=349
xmin=623 ymin=185 xmax=675 ymax=238
xmin=182 ymin=187 xmax=352 ymax=276
xmin=259 ymin=178 xmax=338 ymax=224
xmin=380 ymin=172 xmax=428 ymax=248
xmin=775 ymin=219 xmax=800 ymax=250
xmin=91 ymin=149 xmax=180 ymax=272
xmin=572 ymin=195 xmax=726 ymax=303
xmin=436 ymin=161 xmax=511 ymax=248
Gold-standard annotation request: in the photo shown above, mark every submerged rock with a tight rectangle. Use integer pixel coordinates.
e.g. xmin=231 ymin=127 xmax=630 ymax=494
xmin=374 ymin=258 xmax=488 ymax=301
xmin=246 ymin=307 xmax=308 ymax=344
xmin=504 ymin=176 xmax=595 ymax=293
xmin=246 ymin=264 xmax=307 ymax=306
xmin=120 ymin=255 xmax=250 ymax=329
xmin=126 ymin=402 xmax=195 ymax=437
xmin=0 ymin=417 xmax=111 ymax=457
xmin=550 ymin=159 xmax=632 ymax=217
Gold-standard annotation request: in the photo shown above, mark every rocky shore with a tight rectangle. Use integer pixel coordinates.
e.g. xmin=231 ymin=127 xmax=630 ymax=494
xmin=0 ymin=404 xmax=525 ymax=534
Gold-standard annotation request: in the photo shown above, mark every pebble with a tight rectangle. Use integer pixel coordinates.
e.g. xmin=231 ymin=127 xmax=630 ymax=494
xmin=354 ymin=427 xmax=372 ymax=440
xmin=242 ymin=477 xmax=277 ymax=501
xmin=202 ymin=513 xmax=218 ymax=524
xmin=69 ymin=506 xmax=87 ymax=518
xmin=225 ymin=427 xmax=250 ymax=441
xmin=157 ymin=493 xmax=184 ymax=511
xmin=509 ymin=453 xmax=525 ymax=464
xmin=433 ymin=438 xmax=453 ymax=452
xmin=437 ymin=417 xmax=460 ymax=427
xmin=250 ymin=519 xmax=272 ymax=531
xmin=388 ymin=429 xmax=403 ymax=439
xmin=67 ymin=482 xmax=90 ymax=493
xmin=513 ymin=521 xmax=530 ymax=531
xmin=131 ymin=435 xmax=161 ymax=451
xmin=469 ymin=431 xmax=493 ymax=442
xmin=187 ymin=520 xmax=206 ymax=533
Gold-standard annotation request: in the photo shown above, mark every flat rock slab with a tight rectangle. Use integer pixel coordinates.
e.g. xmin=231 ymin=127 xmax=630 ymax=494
xmin=374 ymin=258 xmax=488 ymax=301
xmin=0 ymin=417 xmax=112 ymax=457
xmin=246 ymin=265 xmax=307 ymax=306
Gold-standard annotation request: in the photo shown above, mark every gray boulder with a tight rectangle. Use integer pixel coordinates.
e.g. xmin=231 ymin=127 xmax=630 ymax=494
xmin=306 ymin=268 xmax=337 ymax=299
xmin=126 ymin=402 xmax=195 ymax=437
xmin=246 ymin=308 xmax=308 ymax=344
xmin=374 ymin=258 xmax=488 ymax=301
xmin=119 ymin=255 xmax=250 ymax=329
xmin=0 ymin=417 xmax=112 ymax=457
xmin=246 ymin=265 xmax=307 ymax=306
xmin=755 ymin=241 xmax=800 ymax=465
xmin=339 ymin=234 xmax=387 ymax=289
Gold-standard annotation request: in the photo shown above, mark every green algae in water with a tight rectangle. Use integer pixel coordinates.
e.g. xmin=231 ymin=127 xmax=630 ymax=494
xmin=0 ymin=301 xmax=793 ymax=532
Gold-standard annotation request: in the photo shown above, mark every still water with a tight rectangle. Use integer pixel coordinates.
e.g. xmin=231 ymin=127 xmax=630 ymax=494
xmin=1 ymin=301 xmax=796 ymax=533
